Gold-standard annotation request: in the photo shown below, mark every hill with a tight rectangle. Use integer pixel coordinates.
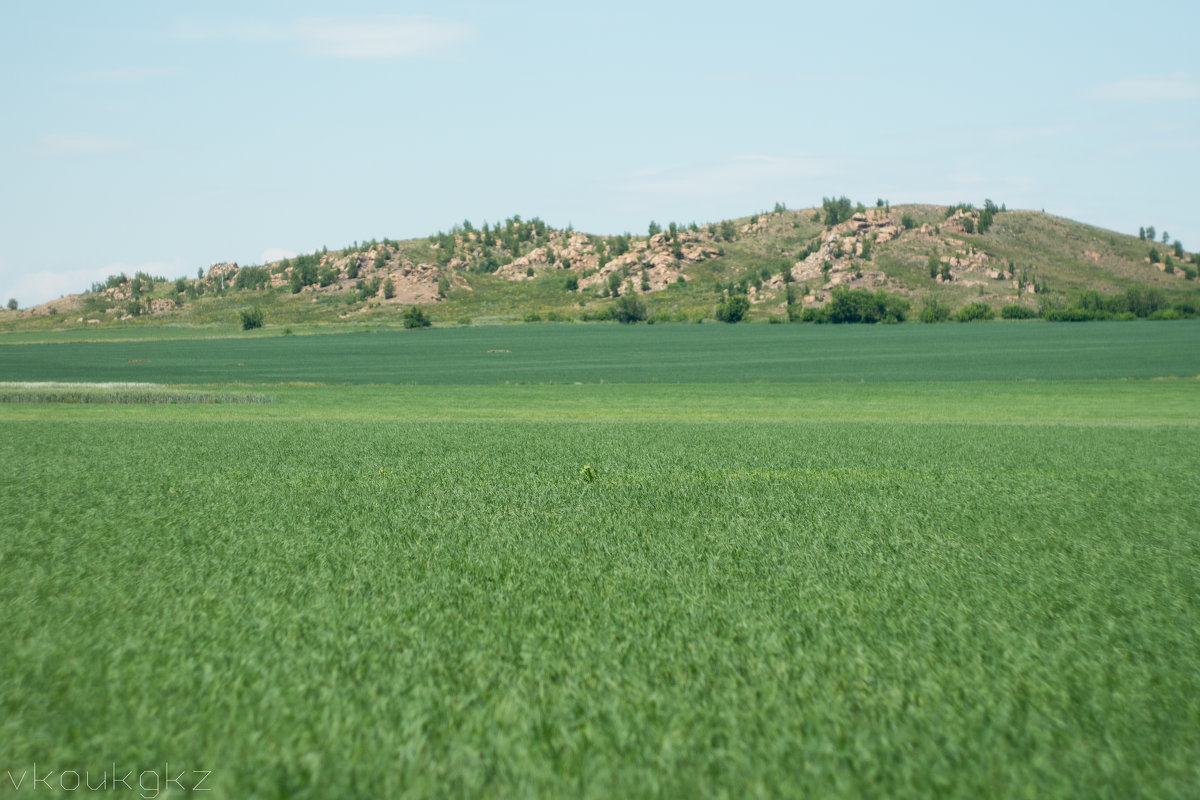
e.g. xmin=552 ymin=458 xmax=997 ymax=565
xmin=3 ymin=200 xmax=1199 ymax=332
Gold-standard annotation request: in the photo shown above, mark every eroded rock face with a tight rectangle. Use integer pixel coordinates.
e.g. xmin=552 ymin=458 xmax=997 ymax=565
xmin=206 ymin=262 xmax=239 ymax=281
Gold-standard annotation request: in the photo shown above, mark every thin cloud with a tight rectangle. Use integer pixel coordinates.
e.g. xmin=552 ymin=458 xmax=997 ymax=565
xmin=176 ymin=15 xmax=474 ymax=60
xmin=293 ymin=16 xmax=474 ymax=59
xmin=32 ymin=133 xmax=135 ymax=157
xmin=1090 ymin=74 xmax=1200 ymax=101
xmin=259 ymin=248 xmax=296 ymax=264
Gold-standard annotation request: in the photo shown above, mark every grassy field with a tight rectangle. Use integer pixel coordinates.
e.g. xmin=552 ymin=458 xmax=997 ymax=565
xmin=1 ymin=324 xmax=1198 ymax=798
xmin=2 ymin=320 xmax=1199 ymax=385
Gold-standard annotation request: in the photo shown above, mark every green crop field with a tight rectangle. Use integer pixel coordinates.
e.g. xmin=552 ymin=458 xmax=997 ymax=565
xmin=1 ymin=323 xmax=1198 ymax=798
xmin=1 ymin=320 xmax=1199 ymax=385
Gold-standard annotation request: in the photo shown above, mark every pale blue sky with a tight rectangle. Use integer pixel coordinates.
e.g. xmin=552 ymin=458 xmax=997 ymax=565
xmin=2 ymin=0 xmax=1198 ymax=305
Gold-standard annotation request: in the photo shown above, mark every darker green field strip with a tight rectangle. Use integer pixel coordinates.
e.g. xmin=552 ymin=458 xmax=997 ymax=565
xmin=0 ymin=320 xmax=1197 ymax=384
xmin=2 ymin=416 xmax=1198 ymax=797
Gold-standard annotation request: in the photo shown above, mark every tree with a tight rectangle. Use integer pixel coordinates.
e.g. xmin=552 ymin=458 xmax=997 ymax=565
xmin=716 ymin=292 xmax=750 ymax=323
xmin=564 ymin=275 xmax=579 ymax=291
xmin=239 ymin=306 xmax=264 ymax=330
xmin=1162 ymin=230 xmax=1170 ymax=244
xmin=402 ymin=306 xmax=431 ymax=328
xmin=383 ymin=278 xmax=396 ymax=299
xmin=1147 ymin=226 xmax=1156 ymax=243
xmin=1173 ymin=240 xmax=1185 ymax=258
xmin=648 ymin=221 xmax=662 ymax=237
xmin=613 ymin=294 xmax=646 ymax=323
xmin=6 ymin=298 xmax=16 ymax=311
xmin=1139 ymin=227 xmax=1146 ymax=240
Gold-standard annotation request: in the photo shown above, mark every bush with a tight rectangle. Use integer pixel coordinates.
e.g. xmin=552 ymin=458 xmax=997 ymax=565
xmin=383 ymin=278 xmax=395 ymax=299
xmin=803 ymin=287 xmax=909 ymax=324
xmin=715 ymin=293 xmax=751 ymax=323
xmin=613 ymin=294 xmax=646 ymax=324
xmin=240 ymin=306 xmax=264 ymax=330
xmin=564 ymin=275 xmax=579 ymax=291
xmin=523 ymin=310 xmax=542 ymax=322
xmin=954 ymin=302 xmax=996 ymax=322
xmin=954 ymin=302 xmax=995 ymax=322
xmin=919 ymin=299 xmax=951 ymax=323
xmin=901 ymin=213 xmax=916 ymax=230
xmin=234 ymin=266 xmax=271 ymax=290
xmin=1001 ymin=304 xmax=1039 ymax=319
xmin=402 ymin=306 xmax=431 ymax=328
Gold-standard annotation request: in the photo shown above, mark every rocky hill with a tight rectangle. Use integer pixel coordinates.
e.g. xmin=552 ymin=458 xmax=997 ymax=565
xmin=5 ymin=201 xmax=1198 ymax=330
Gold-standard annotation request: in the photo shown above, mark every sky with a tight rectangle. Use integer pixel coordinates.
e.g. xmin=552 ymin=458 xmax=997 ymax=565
xmin=2 ymin=0 xmax=1198 ymax=306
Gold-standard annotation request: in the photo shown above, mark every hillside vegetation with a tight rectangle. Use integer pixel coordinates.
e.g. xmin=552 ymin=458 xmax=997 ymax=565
xmin=4 ymin=201 xmax=1199 ymax=332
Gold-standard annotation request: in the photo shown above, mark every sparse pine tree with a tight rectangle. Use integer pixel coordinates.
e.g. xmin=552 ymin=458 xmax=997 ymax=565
xmin=6 ymin=298 xmax=16 ymax=311
xmin=648 ymin=221 xmax=661 ymax=237
xmin=1147 ymin=226 xmax=1156 ymax=242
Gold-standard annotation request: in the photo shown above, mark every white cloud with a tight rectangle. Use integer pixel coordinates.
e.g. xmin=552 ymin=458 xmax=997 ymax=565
xmin=1090 ymin=74 xmax=1200 ymax=101
xmin=0 ymin=260 xmax=184 ymax=308
xmin=293 ymin=16 xmax=474 ymax=59
xmin=626 ymin=154 xmax=842 ymax=197
xmin=259 ymin=248 xmax=296 ymax=264
xmin=176 ymin=15 xmax=474 ymax=60
xmin=32 ymin=133 xmax=135 ymax=157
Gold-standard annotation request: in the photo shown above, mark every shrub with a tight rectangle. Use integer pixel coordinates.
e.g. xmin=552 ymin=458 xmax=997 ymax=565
xmin=234 ymin=266 xmax=271 ymax=290
xmin=317 ymin=264 xmax=339 ymax=287
xmin=613 ymin=294 xmax=646 ymax=324
xmin=1001 ymin=304 xmax=1039 ymax=319
xmin=804 ymin=287 xmax=909 ymax=324
xmin=383 ymin=278 xmax=396 ymax=299
xmin=240 ymin=306 xmax=264 ymax=330
xmin=564 ymin=275 xmax=579 ymax=291
xmin=901 ymin=213 xmax=916 ymax=230
xmin=402 ymin=306 xmax=431 ymax=328
xmin=954 ymin=302 xmax=996 ymax=322
xmin=715 ymin=294 xmax=751 ymax=323
xmin=962 ymin=218 xmax=976 ymax=234
xmin=523 ymin=310 xmax=542 ymax=322
xmin=919 ymin=299 xmax=951 ymax=323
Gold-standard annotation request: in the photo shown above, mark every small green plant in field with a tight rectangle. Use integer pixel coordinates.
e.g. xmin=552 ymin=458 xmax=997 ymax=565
xmin=954 ymin=302 xmax=996 ymax=322
xmin=402 ymin=306 xmax=431 ymax=328
xmin=613 ymin=294 xmax=647 ymax=324
xmin=1001 ymin=304 xmax=1039 ymax=319
xmin=920 ymin=298 xmax=951 ymax=323
xmin=579 ymin=464 xmax=597 ymax=483
xmin=715 ymin=293 xmax=750 ymax=323
xmin=240 ymin=306 xmax=265 ymax=330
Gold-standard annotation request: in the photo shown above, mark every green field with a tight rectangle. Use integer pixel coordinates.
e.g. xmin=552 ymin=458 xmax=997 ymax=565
xmin=2 ymin=320 xmax=1199 ymax=384
xmin=1 ymin=324 xmax=1198 ymax=798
